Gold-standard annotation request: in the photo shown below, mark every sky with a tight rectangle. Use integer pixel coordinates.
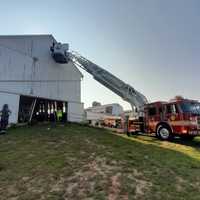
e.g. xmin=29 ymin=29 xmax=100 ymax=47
xmin=1 ymin=0 xmax=200 ymax=110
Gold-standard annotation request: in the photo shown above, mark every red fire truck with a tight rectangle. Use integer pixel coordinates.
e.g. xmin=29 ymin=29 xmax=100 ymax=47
xmin=127 ymin=97 xmax=200 ymax=140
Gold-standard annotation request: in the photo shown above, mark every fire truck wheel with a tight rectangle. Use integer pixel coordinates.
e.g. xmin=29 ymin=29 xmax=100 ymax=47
xmin=157 ymin=125 xmax=172 ymax=140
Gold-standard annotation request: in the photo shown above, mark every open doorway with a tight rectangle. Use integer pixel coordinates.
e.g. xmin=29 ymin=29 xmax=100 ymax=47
xmin=18 ymin=95 xmax=68 ymax=123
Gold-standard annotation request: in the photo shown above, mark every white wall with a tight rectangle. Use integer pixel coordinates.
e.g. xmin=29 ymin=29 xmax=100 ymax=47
xmin=86 ymin=111 xmax=105 ymax=120
xmin=112 ymin=104 xmax=124 ymax=116
xmin=0 ymin=35 xmax=82 ymax=102
xmin=0 ymin=92 xmax=19 ymax=123
xmin=86 ymin=103 xmax=124 ymax=116
xmin=68 ymin=102 xmax=84 ymax=122
xmin=0 ymin=35 xmax=84 ymax=122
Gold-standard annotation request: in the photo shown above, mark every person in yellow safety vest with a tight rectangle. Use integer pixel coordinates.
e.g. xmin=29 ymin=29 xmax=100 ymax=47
xmin=56 ymin=109 xmax=63 ymax=122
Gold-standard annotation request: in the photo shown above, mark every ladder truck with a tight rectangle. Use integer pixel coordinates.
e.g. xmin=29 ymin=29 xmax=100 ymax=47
xmin=50 ymin=42 xmax=200 ymax=141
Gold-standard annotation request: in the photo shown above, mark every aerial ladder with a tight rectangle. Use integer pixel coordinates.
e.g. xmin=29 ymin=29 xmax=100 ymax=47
xmin=50 ymin=42 xmax=148 ymax=116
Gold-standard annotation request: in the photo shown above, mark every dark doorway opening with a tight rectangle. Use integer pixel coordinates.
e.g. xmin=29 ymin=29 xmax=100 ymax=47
xmin=18 ymin=95 xmax=68 ymax=123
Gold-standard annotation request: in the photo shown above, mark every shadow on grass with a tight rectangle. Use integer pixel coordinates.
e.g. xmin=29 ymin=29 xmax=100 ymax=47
xmin=129 ymin=132 xmax=200 ymax=149
xmin=171 ymin=137 xmax=200 ymax=148
xmin=111 ymin=131 xmax=200 ymax=164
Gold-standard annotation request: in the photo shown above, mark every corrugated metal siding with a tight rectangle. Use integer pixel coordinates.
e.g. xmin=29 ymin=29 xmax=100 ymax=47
xmin=68 ymin=102 xmax=84 ymax=122
xmin=0 ymin=35 xmax=84 ymax=122
xmin=0 ymin=35 xmax=82 ymax=102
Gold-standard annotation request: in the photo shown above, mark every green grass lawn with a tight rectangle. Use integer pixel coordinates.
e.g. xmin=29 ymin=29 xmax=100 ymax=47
xmin=1 ymin=123 xmax=200 ymax=200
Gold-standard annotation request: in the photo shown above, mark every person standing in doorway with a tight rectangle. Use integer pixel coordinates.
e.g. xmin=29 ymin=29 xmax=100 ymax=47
xmin=50 ymin=108 xmax=56 ymax=127
xmin=56 ymin=108 xmax=63 ymax=122
xmin=0 ymin=104 xmax=11 ymax=133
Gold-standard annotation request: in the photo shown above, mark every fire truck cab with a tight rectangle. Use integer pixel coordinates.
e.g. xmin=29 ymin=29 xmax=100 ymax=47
xmin=128 ymin=98 xmax=200 ymax=140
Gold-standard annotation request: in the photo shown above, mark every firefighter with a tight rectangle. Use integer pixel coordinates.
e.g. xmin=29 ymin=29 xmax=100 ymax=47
xmin=0 ymin=104 xmax=11 ymax=133
xmin=56 ymin=108 xmax=63 ymax=122
xmin=50 ymin=106 xmax=56 ymax=127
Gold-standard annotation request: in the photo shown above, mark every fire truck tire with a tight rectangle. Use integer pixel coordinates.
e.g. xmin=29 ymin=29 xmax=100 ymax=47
xmin=156 ymin=124 xmax=172 ymax=140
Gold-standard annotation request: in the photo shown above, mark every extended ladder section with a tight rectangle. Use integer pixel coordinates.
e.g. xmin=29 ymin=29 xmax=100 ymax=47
xmin=50 ymin=42 xmax=148 ymax=112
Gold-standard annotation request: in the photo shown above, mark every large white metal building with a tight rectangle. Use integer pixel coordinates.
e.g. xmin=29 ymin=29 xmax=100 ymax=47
xmin=85 ymin=103 xmax=124 ymax=116
xmin=85 ymin=103 xmax=124 ymax=127
xmin=0 ymin=35 xmax=84 ymax=123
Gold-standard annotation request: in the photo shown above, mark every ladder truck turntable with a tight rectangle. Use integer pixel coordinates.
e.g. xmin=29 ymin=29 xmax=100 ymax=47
xmin=50 ymin=42 xmax=200 ymax=141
